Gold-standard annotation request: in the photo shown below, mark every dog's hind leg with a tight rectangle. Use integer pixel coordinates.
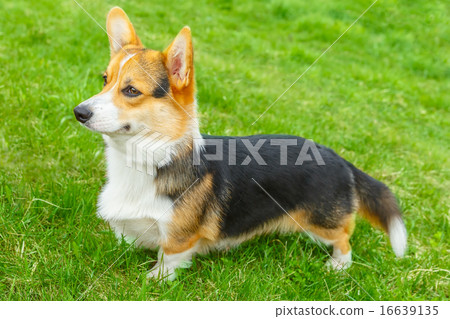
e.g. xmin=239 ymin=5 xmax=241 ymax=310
xmin=326 ymin=232 xmax=353 ymax=270
xmin=308 ymin=213 xmax=356 ymax=270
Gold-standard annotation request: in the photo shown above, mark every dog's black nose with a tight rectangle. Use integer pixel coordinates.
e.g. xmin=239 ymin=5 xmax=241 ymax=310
xmin=74 ymin=105 xmax=93 ymax=123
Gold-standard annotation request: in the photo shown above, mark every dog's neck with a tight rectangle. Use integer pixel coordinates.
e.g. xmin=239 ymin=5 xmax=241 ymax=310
xmin=102 ymin=121 xmax=203 ymax=178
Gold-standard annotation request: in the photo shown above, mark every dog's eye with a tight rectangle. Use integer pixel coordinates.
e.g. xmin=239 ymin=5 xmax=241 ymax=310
xmin=103 ymin=74 xmax=107 ymax=87
xmin=122 ymin=85 xmax=142 ymax=97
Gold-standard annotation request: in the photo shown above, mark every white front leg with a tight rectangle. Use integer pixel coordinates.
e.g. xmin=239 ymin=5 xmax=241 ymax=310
xmin=147 ymin=245 xmax=198 ymax=281
xmin=109 ymin=218 xmax=160 ymax=250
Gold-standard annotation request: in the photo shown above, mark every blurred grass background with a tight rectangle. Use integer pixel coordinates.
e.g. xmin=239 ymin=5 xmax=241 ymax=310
xmin=0 ymin=0 xmax=448 ymax=300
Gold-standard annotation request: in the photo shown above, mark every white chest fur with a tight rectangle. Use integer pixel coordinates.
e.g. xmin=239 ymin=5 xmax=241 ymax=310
xmin=97 ymin=140 xmax=175 ymax=245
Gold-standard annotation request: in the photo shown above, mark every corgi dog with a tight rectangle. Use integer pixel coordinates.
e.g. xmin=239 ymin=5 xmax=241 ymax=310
xmin=74 ymin=7 xmax=407 ymax=280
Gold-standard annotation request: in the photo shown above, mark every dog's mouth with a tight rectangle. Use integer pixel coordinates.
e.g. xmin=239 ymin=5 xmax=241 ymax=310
xmin=82 ymin=121 xmax=132 ymax=135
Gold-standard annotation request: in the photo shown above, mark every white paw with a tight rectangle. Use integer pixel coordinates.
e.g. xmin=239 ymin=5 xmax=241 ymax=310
xmin=326 ymin=257 xmax=352 ymax=270
xmin=146 ymin=263 xmax=177 ymax=281
xmin=326 ymin=249 xmax=352 ymax=270
xmin=178 ymin=260 xmax=193 ymax=269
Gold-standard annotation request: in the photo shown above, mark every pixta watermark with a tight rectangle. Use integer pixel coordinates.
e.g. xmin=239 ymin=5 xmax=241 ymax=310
xmin=126 ymin=129 xmax=325 ymax=175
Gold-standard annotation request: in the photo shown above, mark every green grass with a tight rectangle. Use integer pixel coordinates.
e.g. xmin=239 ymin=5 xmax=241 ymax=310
xmin=0 ymin=0 xmax=449 ymax=300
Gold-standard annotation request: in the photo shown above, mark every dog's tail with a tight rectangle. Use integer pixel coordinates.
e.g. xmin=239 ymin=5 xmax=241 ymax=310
xmin=348 ymin=162 xmax=407 ymax=257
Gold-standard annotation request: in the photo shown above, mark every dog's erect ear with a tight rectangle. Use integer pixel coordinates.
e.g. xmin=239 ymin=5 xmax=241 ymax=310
xmin=106 ymin=7 xmax=142 ymax=56
xmin=163 ymin=27 xmax=194 ymax=91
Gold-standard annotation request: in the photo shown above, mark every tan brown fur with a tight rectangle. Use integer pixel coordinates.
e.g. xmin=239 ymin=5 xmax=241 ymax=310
xmin=307 ymin=214 xmax=356 ymax=254
xmin=210 ymin=209 xmax=355 ymax=255
xmin=212 ymin=210 xmax=309 ymax=250
xmin=161 ymin=173 xmax=223 ymax=255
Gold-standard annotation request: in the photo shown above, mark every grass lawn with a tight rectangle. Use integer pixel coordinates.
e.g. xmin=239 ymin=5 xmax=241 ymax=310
xmin=0 ymin=0 xmax=448 ymax=300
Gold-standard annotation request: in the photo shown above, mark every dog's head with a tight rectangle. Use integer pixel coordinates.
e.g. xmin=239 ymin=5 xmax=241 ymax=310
xmin=74 ymin=7 xmax=196 ymax=141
